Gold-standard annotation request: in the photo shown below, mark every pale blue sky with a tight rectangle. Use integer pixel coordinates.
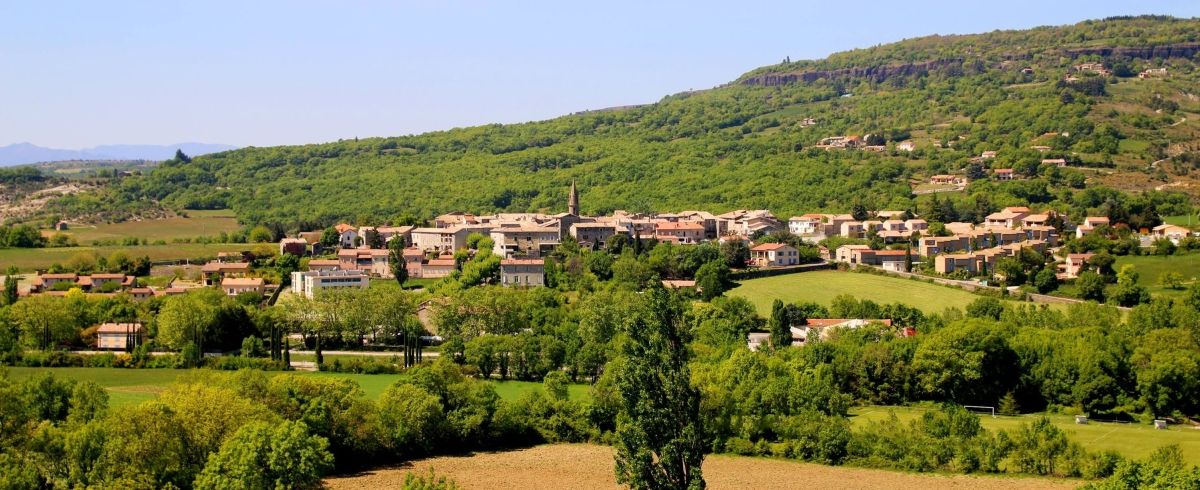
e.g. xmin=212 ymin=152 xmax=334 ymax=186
xmin=2 ymin=1 xmax=1197 ymax=149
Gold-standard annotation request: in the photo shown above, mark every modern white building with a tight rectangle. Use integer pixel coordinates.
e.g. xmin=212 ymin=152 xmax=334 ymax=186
xmin=290 ymin=270 xmax=369 ymax=298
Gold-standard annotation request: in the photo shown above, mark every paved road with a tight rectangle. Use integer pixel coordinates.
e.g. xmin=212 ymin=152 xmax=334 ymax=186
xmin=287 ymin=349 xmax=440 ymax=358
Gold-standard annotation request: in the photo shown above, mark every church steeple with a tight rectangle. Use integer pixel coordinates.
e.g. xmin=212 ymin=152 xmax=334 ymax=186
xmin=568 ymin=180 xmax=579 ymax=216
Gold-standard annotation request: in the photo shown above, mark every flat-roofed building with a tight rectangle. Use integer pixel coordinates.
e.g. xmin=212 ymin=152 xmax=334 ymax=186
xmin=290 ymin=270 xmax=369 ymax=298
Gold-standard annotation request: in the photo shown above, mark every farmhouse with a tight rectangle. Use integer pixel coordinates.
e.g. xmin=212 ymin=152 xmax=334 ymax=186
xmin=95 ymin=322 xmax=145 ymax=351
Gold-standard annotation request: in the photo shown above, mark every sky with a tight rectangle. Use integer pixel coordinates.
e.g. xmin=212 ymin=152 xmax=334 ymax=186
xmin=2 ymin=1 xmax=1199 ymax=149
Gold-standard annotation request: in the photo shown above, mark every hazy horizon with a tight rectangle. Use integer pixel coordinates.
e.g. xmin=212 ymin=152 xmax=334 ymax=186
xmin=3 ymin=1 xmax=1198 ymax=150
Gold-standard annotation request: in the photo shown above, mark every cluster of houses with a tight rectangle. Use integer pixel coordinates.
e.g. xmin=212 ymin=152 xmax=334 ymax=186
xmin=814 ymin=135 xmax=915 ymax=152
xmin=273 ymin=183 xmax=818 ymax=294
xmin=747 ymin=319 xmax=916 ymax=350
xmin=830 ymin=207 xmax=1062 ymax=276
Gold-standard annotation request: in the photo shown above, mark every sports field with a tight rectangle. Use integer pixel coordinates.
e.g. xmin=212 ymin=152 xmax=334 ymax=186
xmin=850 ymin=405 xmax=1200 ymax=466
xmin=325 ymin=443 xmax=1077 ymax=490
xmin=3 ymin=367 xmax=591 ymax=407
xmin=729 ymin=270 xmax=987 ymax=314
xmin=46 ymin=212 xmax=241 ymax=244
xmin=0 ymin=243 xmax=251 ymax=272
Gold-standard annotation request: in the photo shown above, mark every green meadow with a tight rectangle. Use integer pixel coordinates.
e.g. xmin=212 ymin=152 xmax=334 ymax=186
xmin=730 ymin=270 xmax=987 ymax=315
xmin=850 ymin=405 xmax=1200 ymax=466
xmin=3 ymin=367 xmax=592 ymax=407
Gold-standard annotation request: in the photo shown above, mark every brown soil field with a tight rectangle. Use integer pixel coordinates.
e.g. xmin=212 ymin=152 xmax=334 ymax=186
xmin=325 ymin=444 xmax=1081 ymax=490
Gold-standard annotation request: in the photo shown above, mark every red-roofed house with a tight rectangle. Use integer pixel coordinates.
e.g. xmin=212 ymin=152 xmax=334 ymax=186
xmin=751 ymin=243 xmax=799 ymax=267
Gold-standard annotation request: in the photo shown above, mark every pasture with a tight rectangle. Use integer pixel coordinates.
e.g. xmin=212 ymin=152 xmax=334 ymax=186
xmin=47 ymin=212 xmax=241 ymax=244
xmin=325 ymin=443 xmax=1077 ymax=490
xmin=1115 ymin=253 xmax=1200 ymax=298
xmin=0 ymin=243 xmax=254 ymax=272
xmin=3 ymin=367 xmax=591 ymax=407
xmin=850 ymin=405 xmax=1200 ymax=466
xmin=729 ymin=270 xmax=986 ymax=315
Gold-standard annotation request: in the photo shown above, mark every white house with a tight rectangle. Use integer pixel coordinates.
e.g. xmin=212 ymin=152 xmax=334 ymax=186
xmin=290 ymin=270 xmax=369 ymax=298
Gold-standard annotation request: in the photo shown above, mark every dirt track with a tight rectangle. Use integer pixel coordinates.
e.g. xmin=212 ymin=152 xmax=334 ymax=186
xmin=325 ymin=444 xmax=1081 ymax=490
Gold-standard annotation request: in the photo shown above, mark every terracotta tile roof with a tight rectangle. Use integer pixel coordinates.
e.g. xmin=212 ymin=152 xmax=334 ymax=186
xmin=751 ymin=243 xmax=791 ymax=251
xmin=96 ymin=322 xmax=144 ymax=334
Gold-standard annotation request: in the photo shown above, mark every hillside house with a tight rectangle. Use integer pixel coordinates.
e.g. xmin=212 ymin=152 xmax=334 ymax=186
xmin=1059 ymin=253 xmax=1095 ymax=280
xmin=1139 ymin=68 xmax=1168 ymax=78
xmin=930 ymin=174 xmax=965 ymax=185
xmin=1042 ymin=158 xmax=1067 ymax=167
xmin=95 ymin=323 xmax=144 ymax=351
xmin=750 ymin=243 xmax=799 ymax=267
xmin=993 ymin=168 xmax=1015 ymax=180
xmin=334 ymin=223 xmax=358 ymax=248
xmin=307 ymin=259 xmax=341 ymax=271
xmin=1152 ymin=224 xmax=1192 ymax=244
xmin=1076 ymin=216 xmax=1110 ymax=238
xmin=984 ymin=207 xmax=1030 ymax=228
xmin=500 ymin=259 xmax=545 ymax=287
xmin=981 ymin=151 xmax=997 ymax=159
xmin=788 ymin=216 xmax=822 ymax=236
xmin=221 ymin=277 xmax=264 ymax=297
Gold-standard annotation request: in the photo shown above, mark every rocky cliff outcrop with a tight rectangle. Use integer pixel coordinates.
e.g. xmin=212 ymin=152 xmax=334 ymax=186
xmin=740 ymin=59 xmax=961 ymax=86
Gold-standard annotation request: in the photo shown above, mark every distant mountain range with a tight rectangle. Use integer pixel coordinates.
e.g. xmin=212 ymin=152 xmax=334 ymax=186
xmin=0 ymin=142 xmax=238 ymax=166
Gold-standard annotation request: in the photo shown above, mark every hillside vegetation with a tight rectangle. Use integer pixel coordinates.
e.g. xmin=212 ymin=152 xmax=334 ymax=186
xmin=43 ymin=16 xmax=1200 ymax=230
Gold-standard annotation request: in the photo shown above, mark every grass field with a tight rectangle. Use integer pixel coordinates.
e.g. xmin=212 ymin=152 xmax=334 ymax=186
xmin=47 ymin=214 xmax=241 ymax=244
xmin=1114 ymin=254 xmax=1200 ymax=299
xmin=1162 ymin=214 xmax=1199 ymax=229
xmin=850 ymin=405 xmax=1200 ymax=466
xmin=3 ymin=367 xmax=591 ymax=407
xmin=729 ymin=270 xmax=989 ymax=315
xmin=325 ymin=444 xmax=1076 ymax=490
xmin=0 ymin=243 xmax=253 ymax=272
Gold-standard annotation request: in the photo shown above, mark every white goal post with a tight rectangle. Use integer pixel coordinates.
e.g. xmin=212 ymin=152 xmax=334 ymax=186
xmin=964 ymin=405 xmax=996 ymax=417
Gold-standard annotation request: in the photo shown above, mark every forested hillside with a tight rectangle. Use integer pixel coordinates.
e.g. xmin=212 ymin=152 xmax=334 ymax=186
xmin=46 ymin=16 xmax=1200 ymax=229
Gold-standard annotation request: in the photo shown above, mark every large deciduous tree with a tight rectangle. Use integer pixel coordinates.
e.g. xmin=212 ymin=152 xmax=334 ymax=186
xmin=614 ymin=287 xmax=705 ymax=490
